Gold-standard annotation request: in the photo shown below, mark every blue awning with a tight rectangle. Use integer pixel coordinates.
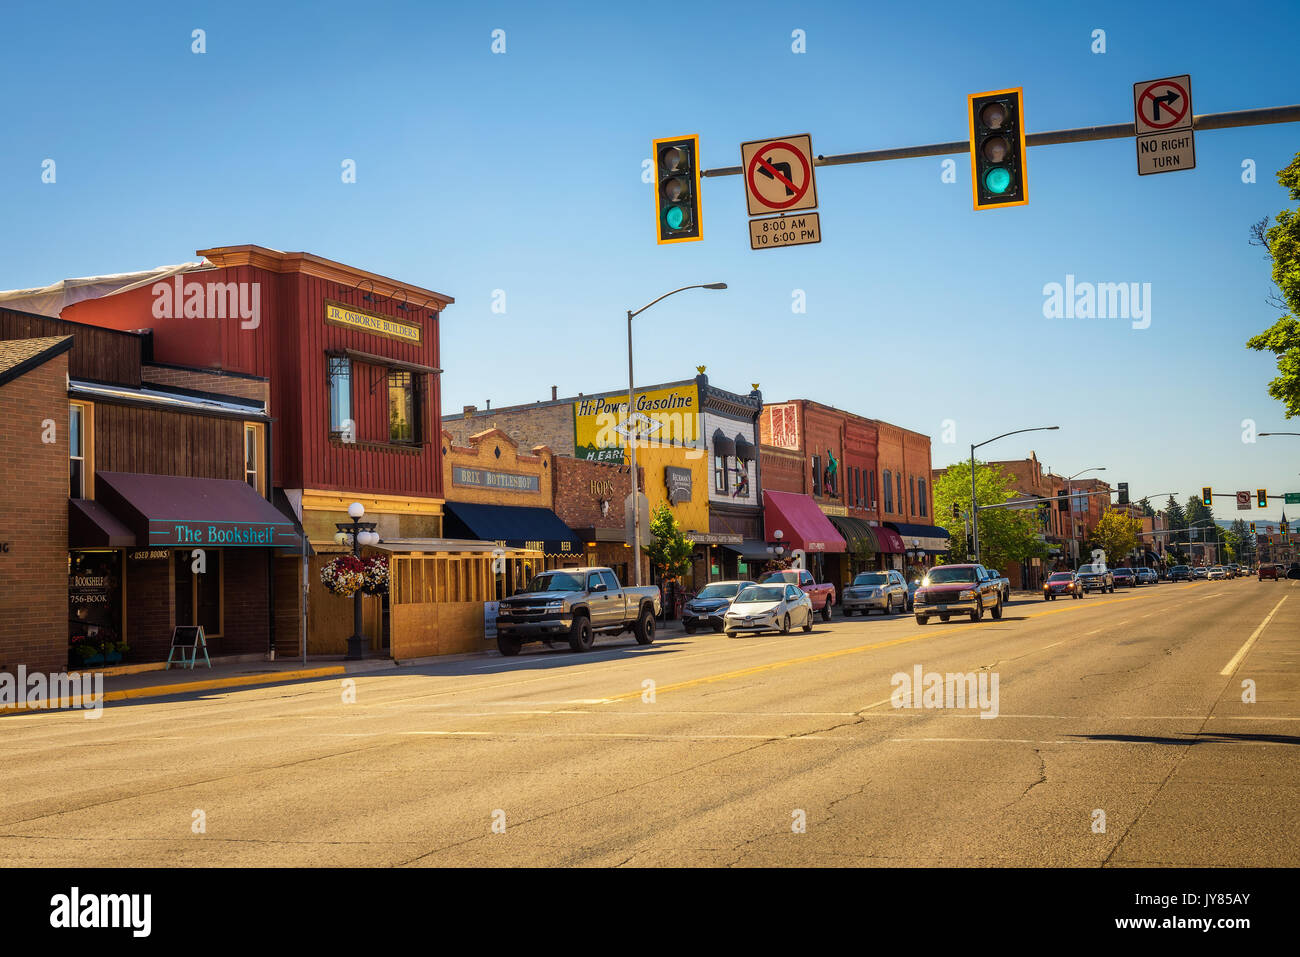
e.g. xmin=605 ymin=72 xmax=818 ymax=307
xmin=442 ymin=502 xmax=583 ymax=558
xmin=884 ymin=521 xmax=951 ymax=553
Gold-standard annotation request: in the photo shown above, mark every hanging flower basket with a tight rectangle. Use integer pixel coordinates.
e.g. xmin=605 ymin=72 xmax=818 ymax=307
xmin=321 ymin=555 xmax=366 ymax=597
xmin=361 ymin=555 xmax=389 ymax=595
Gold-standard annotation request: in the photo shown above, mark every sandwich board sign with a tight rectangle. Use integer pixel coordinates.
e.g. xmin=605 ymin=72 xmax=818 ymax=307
xmin=1133 ymin=75 xmax=1195 ymax=175
xmin=166 ymin=625 xmax=211 ymax=670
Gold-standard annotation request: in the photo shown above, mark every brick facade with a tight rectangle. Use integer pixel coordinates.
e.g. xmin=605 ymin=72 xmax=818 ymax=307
xmin=444 ymin=402 xmax=574 ymax=456
xmin=441 ymin=427 xmax=554 ymax=508
xmin=0 ymin=348 xmax=70 ymax=676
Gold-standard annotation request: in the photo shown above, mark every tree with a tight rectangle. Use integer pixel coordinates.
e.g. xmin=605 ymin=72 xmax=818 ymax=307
xmin=932 ymin=460 xmax=1047 ymax=572
xmin=1138 ymin=496 xmax=1156 ymax=517
xmin=644 ymin=502 xmax=693 ymax=582
xmin=1089 ymin=508 xmax=1141 ymax=566
xmin=1246 ymin=151 xmax=1300 ymax=417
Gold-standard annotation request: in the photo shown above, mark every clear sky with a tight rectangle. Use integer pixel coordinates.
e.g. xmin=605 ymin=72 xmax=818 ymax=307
xmin=2 ymin=0 xmax=1298 ymax=520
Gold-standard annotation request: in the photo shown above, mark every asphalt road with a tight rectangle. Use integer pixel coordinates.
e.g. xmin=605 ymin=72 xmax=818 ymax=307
xmin=2 ymin=577 xmax=1297 ymax=867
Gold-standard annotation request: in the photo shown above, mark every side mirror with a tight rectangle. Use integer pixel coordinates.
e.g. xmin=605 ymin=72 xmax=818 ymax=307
xmin=590 ymin=582 xmax=607 ymax=593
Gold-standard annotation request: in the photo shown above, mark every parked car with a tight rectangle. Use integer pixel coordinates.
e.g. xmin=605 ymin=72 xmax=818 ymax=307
xmin=1258 ymin=563 xmax=1280 ymax=581
xmin=913 ymin=564 xmax=1003 ymax=624
xmin=842 ymin=570 xmax=908 ymax=616
xmin=1225 ymin=563 xmax=1241 ymax=578
xmin=1207 ymin=565 xmax=1227 ymax=580
xmin=494 ymin=567 xmax=661 ymax=656
xmin=1135 ymin=567 xmax=1158 ymax=585
xmin=724 ymin=582 xmax=814 ymax=636
xmin=1042 ymin=571 xmax=1082 ymax=600
xmin=1112 ymin=567 xmax=1138 ymax=588
xmin=1076 ymin=563 xmax=1115 ymax=594
xmin=1191 ymin=566 xmax=1209 ymax=580
xmin=906 ymin=578 xmax=921 ymax=611
xmin=1288 ymin=562 xmax=1300 ymax=580
xmin=983 ymin=566 xmax=1012 ymax=604
xmin=681 ymin=580 xmax=751 ymax=633
xmin=1169 ymin=565 xmax=1191 ymax=582
xmin=760 ymin=569 xmax=837 ymax=621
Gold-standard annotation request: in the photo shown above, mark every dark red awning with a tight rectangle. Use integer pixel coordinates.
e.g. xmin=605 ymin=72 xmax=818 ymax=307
xmin=94 ymin=471 xmax=300 ymax=548
xmin=762 ymin=490 xmax=846 ymax=553
xmin=69 ymin=498 xmax=136 ymax=548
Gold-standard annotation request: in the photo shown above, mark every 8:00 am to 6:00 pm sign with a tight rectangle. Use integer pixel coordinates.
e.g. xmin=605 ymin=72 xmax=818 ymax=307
xmin=749 ymin=212 xmax=822 ymax=250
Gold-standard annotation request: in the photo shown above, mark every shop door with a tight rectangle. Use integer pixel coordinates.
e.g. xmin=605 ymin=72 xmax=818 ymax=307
xmin=175 ymin=550 xmax=223 ymax=639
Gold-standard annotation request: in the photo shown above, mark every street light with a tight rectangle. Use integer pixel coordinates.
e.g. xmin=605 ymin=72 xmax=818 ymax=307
xmin=335 ymin=501 xmax=379 ymax=660
xmin=969 ymin=426 xmax=1060 ymax=562
xmin=626 ymin=282 xmax=728 ymax=586
xmin=1061 ymin=466 xmax=1106 ymax=563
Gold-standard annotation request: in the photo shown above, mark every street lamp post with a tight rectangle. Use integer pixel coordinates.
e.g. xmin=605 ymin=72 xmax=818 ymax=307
xmin=1063 ymin=467 xmax=1106 ymax=564
xmin=335 ymin=501 xmax=379 ymax=660
xmin=626 ymin=282 xmax=727 ymax=586
xmin=969 ymin=426 xmax=1060 ymax=563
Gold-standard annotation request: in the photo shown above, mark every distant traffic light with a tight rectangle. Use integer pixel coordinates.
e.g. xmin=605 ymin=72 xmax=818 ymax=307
xmin=952 ymin=502 xmax=961 ymax=519
xmin=653 ymin=135 xmax=702 ymax=245
xmin=1257 ymin=488 xmax=1268 ymax=508
xmin=1118 ymin=482 xmax=1129 ymax=506
xmin=968 ymin=88 xmax=1027 ymax=210
xmin=1250 ymin=522 xmax=1256 ymax=533
xmin=1201 ymin=487 xmax=1212 ymax=507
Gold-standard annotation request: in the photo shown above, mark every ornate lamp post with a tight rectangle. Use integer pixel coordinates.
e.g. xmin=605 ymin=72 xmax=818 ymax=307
xmin=335 ymin=501 xmax=379 ymax=660
xmin=766 ymin=529 xmax=786 ymax=568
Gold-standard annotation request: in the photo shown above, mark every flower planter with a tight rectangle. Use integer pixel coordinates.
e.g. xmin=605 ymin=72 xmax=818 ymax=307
xmin=82 ymin=653 xmax=105 ymax=666
xmin=105 ymin=651 xmax=123 ymax=664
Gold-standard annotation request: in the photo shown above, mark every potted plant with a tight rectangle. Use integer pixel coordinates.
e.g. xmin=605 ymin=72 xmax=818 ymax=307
xmin=361 ymin=555 xmax=389 ymax=596
xmin=71 ymin=636 xmax=104 ymax=667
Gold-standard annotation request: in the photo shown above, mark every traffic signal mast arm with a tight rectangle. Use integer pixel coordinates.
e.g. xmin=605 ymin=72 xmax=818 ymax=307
xmin=699 ymin=105 xmax=1300 ymax=178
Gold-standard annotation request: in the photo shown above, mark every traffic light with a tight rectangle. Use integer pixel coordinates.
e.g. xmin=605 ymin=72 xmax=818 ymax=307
xmin=1283 ymin=520 xmax=1291 ymax=535
xmin=1250 ymin=522 xmax=1256 ymax=533
xmin=1118 ymin=482 xmax=1129 ymax=506
xmin=1201 ymin=487 xmax=1212 ymax=507
xmin=968 ymin=88 xmax=1027 ymax=210
xmin=653 ymin=135 xmax=702 ymax=244
xmin=1257 ymin=489 xmax=1268 ymax=508
xmin=952 ymin=502 xmax=961 ymax=519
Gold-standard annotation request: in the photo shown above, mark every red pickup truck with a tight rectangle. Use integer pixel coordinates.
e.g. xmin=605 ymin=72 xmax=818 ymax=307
xmin=760 ymin=569 xmax=837 ymax=621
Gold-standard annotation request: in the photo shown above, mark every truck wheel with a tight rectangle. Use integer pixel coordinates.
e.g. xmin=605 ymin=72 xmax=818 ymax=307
xmin=497 ymin=635 xmax=522 ymax=657
xmin=683 ymin=620 xmax=697 ymax=634
xmin=712 ymin=621 xmax=724 ymax=633
xmin=567 ymin=615 xmax=594 ymax=653
xmin=915 ymin=615 xmax=928 ymax=625
xmin=991 ymin=596 xmax=1003 ymax=620
xmin=821 ymin=599 xmax=833 ymax=622
xmin=634 ymin=607 xmax=655 ymax=645
xmin=969 ymin=599 xmax=983 ymax=623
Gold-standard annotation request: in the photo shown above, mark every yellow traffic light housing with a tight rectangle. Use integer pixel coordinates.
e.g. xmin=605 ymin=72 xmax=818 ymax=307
xmin=968 ymin=88 xmax=1028 ymax=210
xmin=1257 ymin=489 xmax=1268 ymax=508
xmin=1201 ymin=487 xmax=1212 ymax=507
xmin=653 ymin=135 xmax=703 ymax=244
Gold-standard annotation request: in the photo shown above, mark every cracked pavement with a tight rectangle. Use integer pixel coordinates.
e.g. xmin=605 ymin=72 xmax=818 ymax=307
xmin=1 ymin=579 xmax=1296 ymax=867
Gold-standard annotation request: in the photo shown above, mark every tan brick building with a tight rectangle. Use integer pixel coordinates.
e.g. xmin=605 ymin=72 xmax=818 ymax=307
xmin=0 ymin=337 xmax=72 ymax=677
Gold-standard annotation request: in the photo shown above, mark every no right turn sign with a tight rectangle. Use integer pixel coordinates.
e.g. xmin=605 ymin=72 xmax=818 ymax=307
xmin=1134 ymin=74 xmax=1195 ymax=175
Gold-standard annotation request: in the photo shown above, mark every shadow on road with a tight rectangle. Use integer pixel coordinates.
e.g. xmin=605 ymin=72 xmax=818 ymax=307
xmin=1069 ymin=732 xmax=1300 ymax=746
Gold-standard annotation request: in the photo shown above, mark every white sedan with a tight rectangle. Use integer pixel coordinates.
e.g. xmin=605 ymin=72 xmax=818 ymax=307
xmin=724 ymin=582 xmax=814 ymax=636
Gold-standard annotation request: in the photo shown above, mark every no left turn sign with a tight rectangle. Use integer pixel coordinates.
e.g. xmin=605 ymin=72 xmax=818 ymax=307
xmin=741 ymin=133 xmax=818 ymax=216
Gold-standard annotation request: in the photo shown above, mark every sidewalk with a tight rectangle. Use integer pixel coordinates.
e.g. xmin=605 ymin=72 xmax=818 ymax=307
xmin=4 ymin=617 xmax=691 ymax=714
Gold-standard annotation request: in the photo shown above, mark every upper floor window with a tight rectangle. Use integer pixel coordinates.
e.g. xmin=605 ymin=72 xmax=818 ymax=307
xmin=868 ymin=470 xmax=877 ymax=509
xmin=811 ymin=455 xmax=822 ymax=496
xmin=918 ymin=478 xmax=928 ymax=517
xmin=69 ymin=402 xmax=86 ymax=498
xmin=328 ymin=357 xmax=352 ymax=440
xmin=882 ymin=470 xmax=893 ymax=513
xmin=244 ymin=422 xmax=265 ymax=496
xmin=909 ymin=475 xmax=916 ymax=515
xmin=388 ymin=370 xmax=420 ymax=444
xmin=897 ymin=473 xmax=904 ymax=514
xmin=715 ymin=453 xmax=731 ymax=493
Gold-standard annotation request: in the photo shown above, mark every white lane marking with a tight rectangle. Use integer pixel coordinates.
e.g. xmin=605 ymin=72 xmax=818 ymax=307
xmin=398 ymin=730 xmax=828 ymax=741
xmin=1220 ymin=595 xmax=1290 ymax=676
xmin=889 ymin=736 xmax=1293 ymax=747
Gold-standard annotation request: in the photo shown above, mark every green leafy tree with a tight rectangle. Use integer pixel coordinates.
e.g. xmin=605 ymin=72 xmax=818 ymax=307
xmin=932 ymin=460 xmax=1047 ymax=571
xmin=1088 ymin=508 xmax=1142 ymax=566
xmin=645 ymin=502 xmax=693 ymax=582
xmin=1246 ymin=151 xmax=1300 ymax=417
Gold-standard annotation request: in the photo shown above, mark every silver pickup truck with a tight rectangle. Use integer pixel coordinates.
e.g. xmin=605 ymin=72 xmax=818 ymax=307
xmin=494 ymin=567 xmax=662 ymax=656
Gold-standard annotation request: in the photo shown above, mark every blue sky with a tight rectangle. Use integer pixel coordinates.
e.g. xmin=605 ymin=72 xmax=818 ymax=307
xmin=2 ymin=0 xmax=1299 ymax=520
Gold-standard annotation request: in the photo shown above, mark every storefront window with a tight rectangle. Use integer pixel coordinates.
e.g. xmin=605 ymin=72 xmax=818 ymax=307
xmin=69 ymin=551 xmax=122 ymax=648
xmin=388 ymin=370 xmax=420 ymax=444
xmin=327 ymin=357 xmax=352 ymax=439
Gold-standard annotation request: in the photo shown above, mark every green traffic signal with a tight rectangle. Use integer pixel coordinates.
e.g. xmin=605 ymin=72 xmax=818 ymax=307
xmin=984 ymin=167 xmax=1012 ymax=193
xmin=664 ymin=206 xmax=685 ymax=229
xmin=968 ymin=88 xmax=1027 ymax=210
xmin=652 ymin=135 xmax=702 ymax=244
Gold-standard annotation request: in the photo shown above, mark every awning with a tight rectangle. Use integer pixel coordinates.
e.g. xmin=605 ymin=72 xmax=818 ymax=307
xmin=443 ymin=501 xmax=582 ymax=558
xmin=734 ymin=434 xmax=755 ymax=461
xmin=827 ymin=515 xmax=880 ymax=552
xmin=722 ymin=539 xmax=773 ymax=560
xmin=885 ymin=522 xmax=952 ymax=553
xmin=762 ymin=490 xmax=846 ymax=553
xmin=69 ymin=498 xmax=136 ymax=548
xmin=94 ymin=471 xmax=301 ymax=548
xmin=874 ymin=525 xmax=906 ymax=554
xmin=712 ymin=429 xmax=736 ymax=457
